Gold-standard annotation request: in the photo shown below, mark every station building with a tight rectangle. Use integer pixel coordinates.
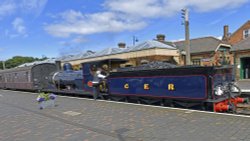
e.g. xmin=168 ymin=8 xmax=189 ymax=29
xmin=222 ymin=20 xmax=250 ymax=80
xmin=61 ymin=34 xmax=180 ymax=69
xmin=231 ymin=38 xmax=250 ymax=80
xmin=59 ymin=21 xmax=250 ymax=81
xmin=60 ymin=34 xmax=233 ymax=70
xmin=174 ymin=37 xmax=232 ymax=66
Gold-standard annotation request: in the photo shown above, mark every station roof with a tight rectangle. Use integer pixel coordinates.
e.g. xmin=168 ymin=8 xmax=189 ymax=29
xmin=87 ymin=47 xmax=125 ymax=58
xmin=123 ymin=40 xmax=176 ymax=53
xmin=231 ymin=37 xmax=250 ymax=51
xmin=62 ymin=40 xmax=177 ymax=62
xmin=62 ymin=51 xmax=95 ymax=61
xmin=57 ymin=55 xmax=75 ymax=61
xmin=174 ymin=36 xmax=230 ymax=54
xmin=17 ymin=58 xmax=56 ymax=68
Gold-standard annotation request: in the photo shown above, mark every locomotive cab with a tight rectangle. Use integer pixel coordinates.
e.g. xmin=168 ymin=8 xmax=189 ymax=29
xmin=82 ymin=58 xmax=128 ymax=94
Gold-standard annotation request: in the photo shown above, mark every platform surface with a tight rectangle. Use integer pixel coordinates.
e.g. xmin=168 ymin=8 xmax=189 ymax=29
xmin=237 ymin=80 xmax=250 ymax=93
xmin=1 ymin=90 xmax=250 ymax=141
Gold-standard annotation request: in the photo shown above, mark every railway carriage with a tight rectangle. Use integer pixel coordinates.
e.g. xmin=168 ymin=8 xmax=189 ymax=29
xmin=0 ymin=63 xmax=57 ymax=90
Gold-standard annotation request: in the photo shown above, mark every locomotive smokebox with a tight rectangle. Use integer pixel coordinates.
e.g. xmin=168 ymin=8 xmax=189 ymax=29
xmin=55 ymin=61 xmax=61 ymax=71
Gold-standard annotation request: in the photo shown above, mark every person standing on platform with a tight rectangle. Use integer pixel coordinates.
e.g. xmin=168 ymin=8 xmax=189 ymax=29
xmin=91 ymin=65 xmax=107 ymax=100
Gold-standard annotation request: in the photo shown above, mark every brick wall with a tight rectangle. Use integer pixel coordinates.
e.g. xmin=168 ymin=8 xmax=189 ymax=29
xmin=228 ymin=21 xmax=250 ymax=45
xmin=181 ymin=51 xmax=233 ymax=66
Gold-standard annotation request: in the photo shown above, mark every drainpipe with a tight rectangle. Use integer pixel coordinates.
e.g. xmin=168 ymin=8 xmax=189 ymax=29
xmin=233 ymin=51 xmax=237 ymax=81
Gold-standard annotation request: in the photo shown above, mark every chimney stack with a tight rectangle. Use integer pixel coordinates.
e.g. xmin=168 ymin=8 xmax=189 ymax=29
xmin=118 ymin=42 xmax=126 ymax=48
xmin=222 ymin=25 xmax=229 ymax=41
xmin=156 ymin=34 xmax=165 ymax=42
xmin=55 ymin=60 xmax=61 ymax=71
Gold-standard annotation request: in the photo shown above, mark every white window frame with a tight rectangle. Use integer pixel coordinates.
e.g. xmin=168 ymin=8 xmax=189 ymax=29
xmin=192 ymin=59 xmax=201 ymax=66
xmin=243 ymin=29 xmax=250 ymax=39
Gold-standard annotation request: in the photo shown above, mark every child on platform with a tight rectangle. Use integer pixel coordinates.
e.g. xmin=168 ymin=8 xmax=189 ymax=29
xmin=36 ymin=91 xmax=57 ymax=109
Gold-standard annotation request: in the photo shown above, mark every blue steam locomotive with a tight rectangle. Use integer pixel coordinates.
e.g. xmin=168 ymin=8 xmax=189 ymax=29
xmin=0 ymin=58 xmax=247 ymax=112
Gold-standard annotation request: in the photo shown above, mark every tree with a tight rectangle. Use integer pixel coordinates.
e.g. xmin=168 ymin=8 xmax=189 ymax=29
xmin=0 ymin=56 xmax=49 ymax=69
xmin=0 ymin=61 xmax=5 ymax=70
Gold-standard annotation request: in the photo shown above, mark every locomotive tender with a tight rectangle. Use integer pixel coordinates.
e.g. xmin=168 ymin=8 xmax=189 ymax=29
xmin=0 ymin=59 xmax=247 ymax=113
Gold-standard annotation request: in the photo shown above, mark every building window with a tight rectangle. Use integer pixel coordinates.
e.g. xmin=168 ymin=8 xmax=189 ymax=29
xmin=218 ymin=46 xmax=230 ymax=51
xmin=243 ymin=29 xmax=250 ymax=39
xmin=192 ymin=59 xmax=201 ymax=66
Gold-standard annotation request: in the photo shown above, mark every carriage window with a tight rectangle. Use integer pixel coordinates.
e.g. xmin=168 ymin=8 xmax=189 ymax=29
xmin=26 ymin=72 xmax=29 ymax=81
xmin=0 ymin=75 xmax=2 ymax=81
xmin=8 ymin=74 xmax=11 ymax=82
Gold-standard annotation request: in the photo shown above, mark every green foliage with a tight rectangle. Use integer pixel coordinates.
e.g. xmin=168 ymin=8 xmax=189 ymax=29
xmin=0 ymin=56 xmax=48 ymax=69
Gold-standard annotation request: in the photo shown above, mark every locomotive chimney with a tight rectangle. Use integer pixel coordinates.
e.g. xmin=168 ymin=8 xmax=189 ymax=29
xmin=222 ymin=25 xmax=229 ymax=41
xmin=156 ymin=34 xmax=166 ymax=42
xmin=55 ymin=61 xmax=61 ymax=71
xmin=118 ymin=42 xmax=126 ymax=48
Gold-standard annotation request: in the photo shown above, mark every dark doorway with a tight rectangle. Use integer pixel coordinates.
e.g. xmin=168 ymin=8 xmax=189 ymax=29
xmin=240 ymin=57 xmax=250 ymax=79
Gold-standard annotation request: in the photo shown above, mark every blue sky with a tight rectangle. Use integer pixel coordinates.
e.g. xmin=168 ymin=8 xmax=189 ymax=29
xmin=0 ymin=0 xmax=250 ymax=60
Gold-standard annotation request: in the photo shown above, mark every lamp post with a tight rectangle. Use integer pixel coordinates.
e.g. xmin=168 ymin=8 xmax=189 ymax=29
xmin=181 ymin=8 xmax=191 ymax=65
xmin=133 ymin=36 xmax=139 ymax=46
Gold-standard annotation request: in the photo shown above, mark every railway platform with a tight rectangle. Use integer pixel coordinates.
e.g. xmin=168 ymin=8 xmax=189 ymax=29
xmin=1 ymin=90 xmax=250 ymax=141
xmin=237 ymin=80 xmax=250 ymax=94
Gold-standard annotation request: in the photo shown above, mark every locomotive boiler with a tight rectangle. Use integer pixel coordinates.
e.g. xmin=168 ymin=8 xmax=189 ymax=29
xmin=49 ymin=63 xmax=83 ymax=90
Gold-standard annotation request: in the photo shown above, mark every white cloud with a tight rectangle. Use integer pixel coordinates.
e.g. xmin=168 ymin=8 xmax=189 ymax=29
xmin=0 ymin=2 xmax=16 ymax=18
xmin=45 ymin=10 xmax=146 ymax=37
xmin=187 ymin=0 xmax=248 ymax=12
xmin=104 ymin=0 xmax=167 ymax=18
xmin=105 ymin=0 xmax=248 ymax=18
xmin=0 ymin=0 xmax=47 ymax=19
xmin=59 ymin=36 xmax=87 ymax=47
xmin=72 ymin=36 xmax=87 ymax=43
xmin=20 ymin=0 xmax=48 ymax=17
xmin=45 ymin=0 xmax=249 ymax=37
xmin=59 ymin=41 xmax=71 ymax=47
xmin=12 ymin=17 xmax=27 ymax=36
xmin=0 ymin=0 xmax=47 ymax=38
xmin=216 ymin=36 xmax=222 ymax=40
